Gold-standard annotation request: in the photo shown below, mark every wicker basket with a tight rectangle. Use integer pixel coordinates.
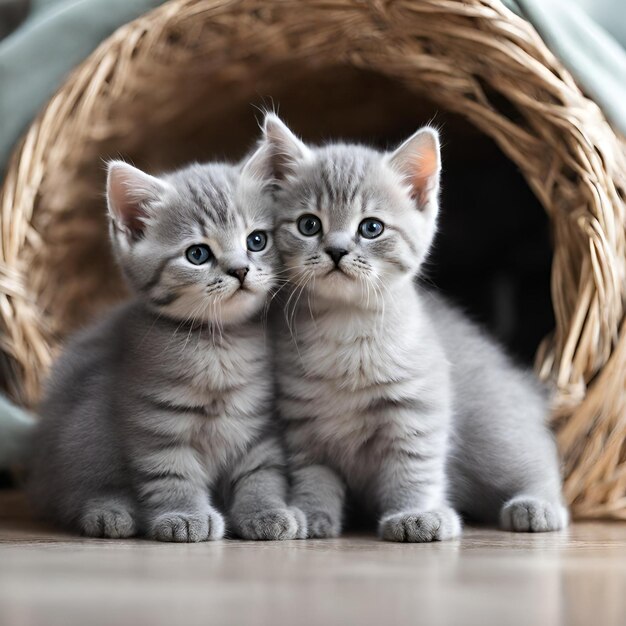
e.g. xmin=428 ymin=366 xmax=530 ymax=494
xmin=0 ymin=0 xmax=625 ymax=519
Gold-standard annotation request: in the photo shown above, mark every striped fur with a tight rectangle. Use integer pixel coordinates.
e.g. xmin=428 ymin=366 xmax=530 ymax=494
xmin=261 ymin=114 xmax=568 ymax=541
xmin=28 ymin=157 xmax=305 ymax=541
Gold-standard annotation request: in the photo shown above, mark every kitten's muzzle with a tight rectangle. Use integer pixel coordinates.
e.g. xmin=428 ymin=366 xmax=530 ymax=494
xmin=325 ymin=247 xmax=348 ymax=267
xmin=227 ymin=266 xmax=249 ymax=285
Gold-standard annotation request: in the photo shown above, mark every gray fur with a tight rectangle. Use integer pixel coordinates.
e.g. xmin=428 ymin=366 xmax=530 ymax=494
xmin=259 ymin=114 xmax=568 ymax=541
xmin=28 ymin=157 xmax=306 ymax=541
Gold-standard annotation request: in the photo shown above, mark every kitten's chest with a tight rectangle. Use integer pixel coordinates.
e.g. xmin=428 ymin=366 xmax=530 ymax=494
xmin=141 ymin=327 xmax=271 ymax=440
xmin=166 ymin=330 xmax=268 ymax=400
xmin=296 ymin=312 xmax=414 ymax=389
xmin=142 ymin=330 xmax=270 ymax=467
xmin=280 ymin=306 xmax=447 ymax=476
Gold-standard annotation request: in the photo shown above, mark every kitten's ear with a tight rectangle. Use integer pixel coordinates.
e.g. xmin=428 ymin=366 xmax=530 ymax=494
xmin=106 ymin=161 xmax=169 ymax=241
xmin=245 ymin=113 xmax=310 ymax=181
xmin=240 ymin=142 xmax=274 ymax=181
xmin=386 ymin=127 xmax=441 ymax=210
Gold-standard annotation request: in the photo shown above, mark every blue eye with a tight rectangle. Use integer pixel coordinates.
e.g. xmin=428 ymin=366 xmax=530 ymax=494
xmin=359 ymin=218 xmax=384 ymax=239
xmin=185 ymin=244 xmax=212 ymax=265
xmin=298 ymin=214 xmax=322 ymax=237
xmin=247 ymin=230 xmax=268 ymax=252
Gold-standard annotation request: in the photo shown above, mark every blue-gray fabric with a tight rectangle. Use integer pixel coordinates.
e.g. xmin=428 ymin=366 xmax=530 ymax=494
xmin=0 ymin=395 xmax=34 ymax=466
xmin=0 ymin=0 xmax=167 ymax=176
xmin=504 ymin=0 xmax=626 ymax=136
xmin=0 ymin=0 xmax=624 ymax=469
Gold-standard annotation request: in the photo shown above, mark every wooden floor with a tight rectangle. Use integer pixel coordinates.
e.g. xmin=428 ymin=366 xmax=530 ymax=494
xmin=1 ymin=491 xmax=625 ymax=626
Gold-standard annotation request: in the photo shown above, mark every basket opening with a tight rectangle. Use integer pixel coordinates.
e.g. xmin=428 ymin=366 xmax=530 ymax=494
xmin=33 ymin=64 xmax=553 ymax=365
xmin=432 ymin=141 xmax=554 ymax=363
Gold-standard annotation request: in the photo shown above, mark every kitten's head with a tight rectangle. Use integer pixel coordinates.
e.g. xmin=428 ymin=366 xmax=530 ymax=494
xmin=253 ymin=114 xmax=441 ymax=308
xmin=106 ymin=153 xmax=277 ymax=325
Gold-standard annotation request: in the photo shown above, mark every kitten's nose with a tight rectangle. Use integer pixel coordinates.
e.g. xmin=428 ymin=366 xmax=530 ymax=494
xmin=228 ymin=266 xmax=249 ymax=285
xmin=325 ymin=247 xmax=348 ymax=267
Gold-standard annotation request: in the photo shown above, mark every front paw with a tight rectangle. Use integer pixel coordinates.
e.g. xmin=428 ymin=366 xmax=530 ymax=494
xmin=305 ymin=510 xmax=341 ymax=538
xmin=148 ymin=509 xmax=225 ymax=542
xmin=234 ymin=507 xmax=307 ymax=541
xmin=379 ymin=507 xmax=462 ymax=542
xmin=500 ymin=497 xmax=569 ymax=532
xmin=81 ymin=503 xmax=136 ymax=539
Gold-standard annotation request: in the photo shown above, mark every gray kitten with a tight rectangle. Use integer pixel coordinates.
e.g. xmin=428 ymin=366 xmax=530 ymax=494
xmin=28 ymin=154 xmax=306 ymax=542
xmin=255 ymin=114 xmax=568 ymax=542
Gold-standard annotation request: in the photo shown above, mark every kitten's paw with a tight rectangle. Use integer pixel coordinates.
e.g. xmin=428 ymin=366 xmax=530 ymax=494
xmin=305 ymin=510 xmax=341 ymax=538
xmin=500 ymin=497 xmax=569 ymax=532
xmin=81 ymin=503 xmax=137 ymax=539
xmin=290 ymin=507 xmax=308 ymax=539
xmin=235 ymin=507 xmax=307 ymax=541
xmin=379 ymin=507 xmax=462 ymax=543
xmin=149 ymin=509 xmax=225 ymax=542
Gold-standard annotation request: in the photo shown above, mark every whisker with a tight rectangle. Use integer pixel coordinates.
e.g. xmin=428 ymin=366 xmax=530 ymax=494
xmin=288 ymin=272 xmax=310 ymax=337
xmin=283 ymin=269 xmax=310 ymax=348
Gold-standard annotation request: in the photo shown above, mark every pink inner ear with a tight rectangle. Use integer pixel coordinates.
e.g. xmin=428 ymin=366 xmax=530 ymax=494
xmin=411 ymin=150 xmax=439 ymax=204
xmin=107 ymin=163 xmax=161 ymax=238
xmin=389 ymin=130 xmax=440 ymax=209
xmin=418 ymin=149 xmax=439 ymax=180
xmin=109 ymin=175 xmax=145 ymax=235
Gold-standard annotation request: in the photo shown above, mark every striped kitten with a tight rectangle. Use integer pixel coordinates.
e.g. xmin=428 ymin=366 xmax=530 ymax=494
xmin=258 ymin=114 xmax=568 ymax=542
xmin=28 ymin=155 xmax=305 ymax=542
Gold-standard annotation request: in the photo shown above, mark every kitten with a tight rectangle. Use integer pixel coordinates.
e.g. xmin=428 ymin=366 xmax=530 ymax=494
xmin=255 ymin=113 xmax=568 ymax=542
xmin=28 ymin=154 xmax=306 ymax=542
